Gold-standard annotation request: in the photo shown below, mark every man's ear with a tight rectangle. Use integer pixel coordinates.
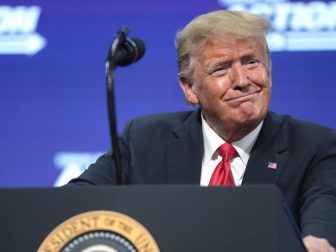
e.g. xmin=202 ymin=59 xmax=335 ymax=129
xmin=179 ymin=77 xmax=199 ymax=105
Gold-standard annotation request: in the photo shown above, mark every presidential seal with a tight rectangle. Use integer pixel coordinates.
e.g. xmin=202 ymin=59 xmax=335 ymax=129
xmin=38 ymin=210 xmax=160 ymax=252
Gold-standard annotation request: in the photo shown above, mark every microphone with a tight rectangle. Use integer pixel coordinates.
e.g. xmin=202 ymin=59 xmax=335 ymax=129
xmin=113 ymin=38 xmax=145 ymax=66
xmin=106 ymin=27 xmax=145 ymax=66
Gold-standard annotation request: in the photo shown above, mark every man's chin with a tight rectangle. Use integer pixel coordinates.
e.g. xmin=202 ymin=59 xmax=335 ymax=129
xmin=234 ymin=107 xmax=266 ymax=126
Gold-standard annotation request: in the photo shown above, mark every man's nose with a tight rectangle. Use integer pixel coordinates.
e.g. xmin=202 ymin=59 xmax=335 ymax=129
xmin=230 ymin=63 xmax=249 ymax=89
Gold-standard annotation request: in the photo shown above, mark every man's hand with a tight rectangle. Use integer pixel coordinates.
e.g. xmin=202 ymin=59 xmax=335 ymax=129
xmin=303 ymin=235 xmax=336 ymax=252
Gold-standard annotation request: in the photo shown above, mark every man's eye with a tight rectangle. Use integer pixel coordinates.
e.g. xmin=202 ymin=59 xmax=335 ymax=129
xmin=211 ymin=68 xmax=229 ymax=76
xmin=210 ymin=65 xmax=230 ymax=75
xmin=246 ymin=59 xmax=259 ymax=68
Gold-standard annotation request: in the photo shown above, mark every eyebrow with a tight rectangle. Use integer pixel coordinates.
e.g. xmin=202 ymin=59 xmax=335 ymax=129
xmin=207 ymin=53 xmax=257 ymax=68
xmin=241 ymin=53 xmax=259 ymax=61
xmin=201 ymin=47 xmax=262 ymax=69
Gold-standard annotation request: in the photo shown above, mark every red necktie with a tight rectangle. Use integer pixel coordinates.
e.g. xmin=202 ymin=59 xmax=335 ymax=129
xmin=209 ymin=143 xmax=238 ymax=186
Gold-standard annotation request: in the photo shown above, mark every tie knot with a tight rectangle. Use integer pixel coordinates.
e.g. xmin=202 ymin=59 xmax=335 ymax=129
xmin=217 ymin=143 xmax=237 ymax=162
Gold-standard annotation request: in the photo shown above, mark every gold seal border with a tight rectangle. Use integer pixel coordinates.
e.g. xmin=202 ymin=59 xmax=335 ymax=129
xmin=37 ymin=210 xmax=160 ymax=252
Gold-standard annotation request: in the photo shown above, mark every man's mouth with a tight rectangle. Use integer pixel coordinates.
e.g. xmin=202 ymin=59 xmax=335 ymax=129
xmin=225 ymin=91 xmax=260 ymax=102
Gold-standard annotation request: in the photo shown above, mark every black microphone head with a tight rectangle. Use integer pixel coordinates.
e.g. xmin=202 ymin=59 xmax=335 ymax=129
xmin=116 ymin=37 xmax=146 ymax=66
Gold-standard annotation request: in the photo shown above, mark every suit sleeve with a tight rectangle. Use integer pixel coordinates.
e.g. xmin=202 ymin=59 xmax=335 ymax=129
xmin=66 ymin=120 xmax=134 ymax=186
xmin=300 ymin=130 xmax=336 ymax=246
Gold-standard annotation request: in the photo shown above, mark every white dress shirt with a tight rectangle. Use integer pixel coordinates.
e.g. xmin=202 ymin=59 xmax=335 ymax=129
xmin=200 ymin=115 xmax=263 ymax=186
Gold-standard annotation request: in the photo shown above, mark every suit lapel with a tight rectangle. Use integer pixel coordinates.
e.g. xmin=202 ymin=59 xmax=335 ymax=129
xmin=243 ymin=112 xmax=289 ymax=184
xmin=164 ymin=111 xmax=289 ymax=185
xmin=166 ymin=110 xmax=203 ymax=184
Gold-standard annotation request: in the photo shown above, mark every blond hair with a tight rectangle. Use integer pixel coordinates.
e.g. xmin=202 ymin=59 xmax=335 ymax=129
xmin=175 ymin=10 xmax=271 ymax=82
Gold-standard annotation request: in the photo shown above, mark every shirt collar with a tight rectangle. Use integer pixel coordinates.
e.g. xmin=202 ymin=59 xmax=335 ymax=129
xmin=201 ymin=114 xmax=263 ymax=165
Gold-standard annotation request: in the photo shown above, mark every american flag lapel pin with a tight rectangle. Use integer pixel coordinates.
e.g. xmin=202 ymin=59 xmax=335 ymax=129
xmin=268 ymin=161 xmax=278 ymax=170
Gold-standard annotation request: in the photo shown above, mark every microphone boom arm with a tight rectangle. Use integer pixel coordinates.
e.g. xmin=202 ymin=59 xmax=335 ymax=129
xmin=105 ymin=60 xmax=123 ymax=185
xmin=104 ymin=27 xmax=145 ymax=185
xmin=105 ymin=27 xmax=130 ymax=185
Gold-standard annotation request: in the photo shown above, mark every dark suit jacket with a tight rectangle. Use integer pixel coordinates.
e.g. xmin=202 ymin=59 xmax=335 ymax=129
xmin=69 ymin=110 xmax=336 ymax=245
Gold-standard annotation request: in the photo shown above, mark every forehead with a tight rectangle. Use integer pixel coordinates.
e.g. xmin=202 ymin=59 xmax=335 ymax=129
xmin=197 ymin=34 xmax=266 ymax=61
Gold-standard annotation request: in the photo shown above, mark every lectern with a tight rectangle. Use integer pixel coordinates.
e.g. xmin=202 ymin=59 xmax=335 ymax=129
xmin=0 ymin=185 xmax=305 ymax=251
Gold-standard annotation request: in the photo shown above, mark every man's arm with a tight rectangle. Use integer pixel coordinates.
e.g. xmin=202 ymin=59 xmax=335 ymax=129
xmin=300 ymin=130 xmax=336 ymax=248
xmin=67 ymin=121 xmax=133 ymax=186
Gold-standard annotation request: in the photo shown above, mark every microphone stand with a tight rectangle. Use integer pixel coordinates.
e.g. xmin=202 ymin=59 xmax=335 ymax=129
xmin=105 ymin=27 xmax=129 ymax=185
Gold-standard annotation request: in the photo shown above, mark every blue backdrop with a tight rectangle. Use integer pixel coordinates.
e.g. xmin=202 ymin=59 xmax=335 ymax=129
xmin=1 ymin=0 xmax=335 ymax=187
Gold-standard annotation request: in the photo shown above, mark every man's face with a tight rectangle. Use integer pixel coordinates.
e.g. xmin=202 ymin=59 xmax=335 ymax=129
xmin=180 ymin=34 xmax=271 ymax=140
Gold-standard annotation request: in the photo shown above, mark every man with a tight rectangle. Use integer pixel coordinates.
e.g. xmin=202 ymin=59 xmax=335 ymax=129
xmin=69 ymin=10 xmax=336 ymax=251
